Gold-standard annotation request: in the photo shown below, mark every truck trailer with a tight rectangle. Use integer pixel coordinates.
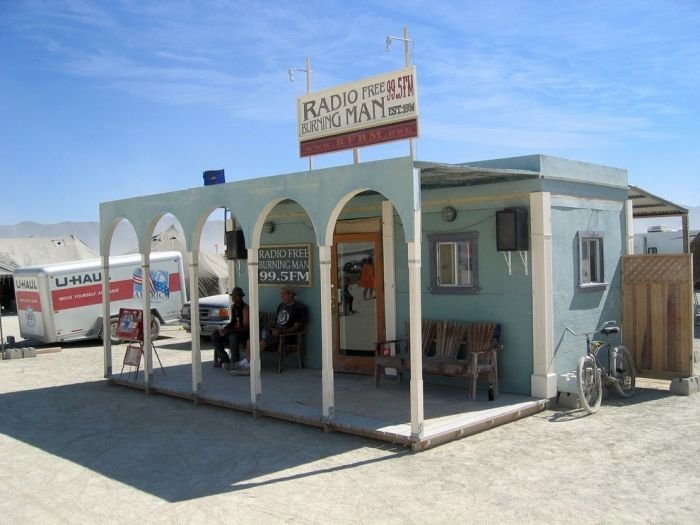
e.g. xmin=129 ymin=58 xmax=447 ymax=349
xmin=13 ymin=251 xmax=186 ymax=344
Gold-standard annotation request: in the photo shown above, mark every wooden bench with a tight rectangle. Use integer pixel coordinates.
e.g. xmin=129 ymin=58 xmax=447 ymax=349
xmin=374 ymin=319 xmax=501 ymax=401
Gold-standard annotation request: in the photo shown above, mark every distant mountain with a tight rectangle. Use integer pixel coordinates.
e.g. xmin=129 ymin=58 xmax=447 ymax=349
xmin=2 ymin=205 xmax=698 ymax=246
xmin=0 ymin=220 xmax=225 ymax=255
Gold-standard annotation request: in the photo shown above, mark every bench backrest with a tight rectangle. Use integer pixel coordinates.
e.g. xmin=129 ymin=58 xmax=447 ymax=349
xmin=414 ymin=320 xmax=499 ymax=360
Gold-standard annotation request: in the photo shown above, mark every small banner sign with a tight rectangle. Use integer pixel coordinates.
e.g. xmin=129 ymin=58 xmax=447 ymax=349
xmin=297 ymin=66 xmax=419 ymax=157
xmin=116 ymin=308 xmax=144 ymax=341
xmin=258 ymin=244 xmax=312 ymax=287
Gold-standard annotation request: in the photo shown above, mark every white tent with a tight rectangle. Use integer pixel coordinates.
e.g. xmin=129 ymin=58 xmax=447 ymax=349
xmin=0 ymin=235 xmax=98 ymax=310
xmin=150 ymin=225 xmax=229 ymax=299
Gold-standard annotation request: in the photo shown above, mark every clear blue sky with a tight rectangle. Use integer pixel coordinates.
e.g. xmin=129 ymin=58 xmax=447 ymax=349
xmin=1 ymin=0 xmax=699 ymax=225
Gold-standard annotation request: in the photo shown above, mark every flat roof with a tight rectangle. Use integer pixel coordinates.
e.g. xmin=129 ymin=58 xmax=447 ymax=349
xmin=415 ymin=161 xmax=539 ymax=189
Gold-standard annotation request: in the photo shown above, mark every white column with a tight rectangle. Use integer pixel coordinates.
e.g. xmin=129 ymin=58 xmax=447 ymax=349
xmin=141 ymin=256 xmax=153 ymax=386
xmin=189 ymin=251 xmax=202 ymax=393
xmin=625 ymin=200 xmax=635 ymax=255
xmin=101 ymin=255 xmax=112 ymax=378
xmin=319 ymin=245 xmax=335 ymax=420
xmin=408 ymin=205 xmax=423 ymax=438
xmin=382 ymin=201 xmax=396 ymax=341
xmin=530 ymin=192 xmax=556 ymax=399
xmin=247 ymin=249 xmax=261 ymax=404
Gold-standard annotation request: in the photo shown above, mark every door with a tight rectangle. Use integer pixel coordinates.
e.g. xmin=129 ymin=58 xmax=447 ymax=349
xmin=332 ymin=231 xmax=385 ymax=374
xmin=621 ymin=254 xmax=695 ymax=378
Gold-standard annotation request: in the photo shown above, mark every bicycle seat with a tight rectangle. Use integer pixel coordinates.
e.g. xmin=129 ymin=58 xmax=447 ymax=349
xmin=600 ymin=325 xmax=620 ymax=336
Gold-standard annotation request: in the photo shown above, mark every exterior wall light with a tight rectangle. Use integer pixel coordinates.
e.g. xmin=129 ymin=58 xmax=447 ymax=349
xmin=263 ymin=221 xmax=275 ymax=234
xmin=441 ymin=206 xmax=457 ymax=223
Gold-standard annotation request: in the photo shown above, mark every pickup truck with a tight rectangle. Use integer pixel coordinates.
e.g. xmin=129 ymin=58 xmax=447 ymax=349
xmin=180 ymin=294 xmax=230 ymax=337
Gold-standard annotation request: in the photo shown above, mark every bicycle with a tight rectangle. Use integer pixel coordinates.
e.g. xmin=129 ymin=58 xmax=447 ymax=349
xmin=565 ymin=320 xmax=636 ymax=414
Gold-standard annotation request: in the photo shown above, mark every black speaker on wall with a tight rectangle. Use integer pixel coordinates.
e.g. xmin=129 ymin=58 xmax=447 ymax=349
xmin=496 ymin=208 xmax=529 ymax=251
xmin=225 ymin=230 xmax=247 ymax=260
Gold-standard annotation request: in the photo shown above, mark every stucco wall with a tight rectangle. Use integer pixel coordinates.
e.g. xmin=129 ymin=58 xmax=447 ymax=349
xmin=396 ymin=188 xmax=535 ymax=395
xmin=550 ymin=196 xmax=625 ymax=376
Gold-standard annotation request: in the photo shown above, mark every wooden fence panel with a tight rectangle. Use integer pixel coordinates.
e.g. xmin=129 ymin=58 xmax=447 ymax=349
xmin=621 ymin=254 xmax=694 ymax=379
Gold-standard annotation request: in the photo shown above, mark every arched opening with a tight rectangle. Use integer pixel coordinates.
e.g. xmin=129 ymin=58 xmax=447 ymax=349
xmin=252 ymin=198 xmax=317 ymax=372
xmin=329 ymin=190 xmax=397 ymax=375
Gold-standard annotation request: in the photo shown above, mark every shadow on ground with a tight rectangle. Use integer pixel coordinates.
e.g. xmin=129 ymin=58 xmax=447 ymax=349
xmin=0 ymin=380 xmax=407 ymax=503
xmin=545 ymin=384 xmax=674 ymax=423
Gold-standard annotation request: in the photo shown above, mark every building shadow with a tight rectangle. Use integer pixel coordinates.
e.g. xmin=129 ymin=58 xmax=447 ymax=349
xmin=0 ymin=380 xmax=407 ymax=502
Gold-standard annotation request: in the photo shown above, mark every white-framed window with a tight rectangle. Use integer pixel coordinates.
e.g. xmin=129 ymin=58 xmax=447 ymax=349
xmin=578 ymin=231 xmax=605 ymax=287
xmin=428 ymin=232 xmax=479 ymax=294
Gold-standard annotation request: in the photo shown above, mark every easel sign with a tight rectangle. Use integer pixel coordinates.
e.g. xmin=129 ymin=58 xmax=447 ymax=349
xmin=117 ymin=308 xmax=166 ymax=379
xmin=123 ymin=343 xmax=142 ymax=367
xmin=117 ymin=308 xmax=144 ymax=341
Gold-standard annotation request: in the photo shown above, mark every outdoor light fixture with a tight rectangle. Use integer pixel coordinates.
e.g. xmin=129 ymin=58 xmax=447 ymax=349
xmin=288 ymin=65 xmax=311 ymax=84
xmin=263 ymin=221 xmax=275 ymax=234
xmin=384 ymin=27 xmax=416 ymax=161
xmin=441 ymin=206 xmax=457 ymax=223
xmin=385 ymin=34 xmax=414 ymax=55
xmin=289 ymin=56 xmax=314 ymax=171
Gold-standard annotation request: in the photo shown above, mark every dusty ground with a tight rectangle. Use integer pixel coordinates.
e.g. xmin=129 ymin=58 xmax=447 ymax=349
xmin=1 ymin=314 xmax=699 ymax=524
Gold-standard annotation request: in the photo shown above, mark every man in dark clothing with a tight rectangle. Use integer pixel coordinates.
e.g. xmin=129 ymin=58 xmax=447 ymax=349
xmin=211 ymin=287 xmax=250 ymax=368
xmin=232 ymin=285 xmax=306 ymax=374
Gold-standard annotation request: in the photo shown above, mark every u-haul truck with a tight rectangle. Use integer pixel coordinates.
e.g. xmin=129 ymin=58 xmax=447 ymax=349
xmin=13 ymin=251 xmax=186 ymax=344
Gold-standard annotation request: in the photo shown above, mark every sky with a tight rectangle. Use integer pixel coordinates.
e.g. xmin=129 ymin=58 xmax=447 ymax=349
xmin=1 ymin=0 xmax=699 ymax=226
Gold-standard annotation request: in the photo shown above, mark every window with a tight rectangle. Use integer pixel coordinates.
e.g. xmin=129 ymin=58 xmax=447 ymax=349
xmin=578 ymin=231 xmax=605 ymax=288
xmin=428 ymin=232 xmax=479 ymax=294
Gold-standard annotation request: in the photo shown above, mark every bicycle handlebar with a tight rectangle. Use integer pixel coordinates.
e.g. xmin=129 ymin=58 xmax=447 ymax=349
xmin=566 ymin=320 xmax=619 ymax=338
xmin=565 ymin=327 xmax=593 ymax=338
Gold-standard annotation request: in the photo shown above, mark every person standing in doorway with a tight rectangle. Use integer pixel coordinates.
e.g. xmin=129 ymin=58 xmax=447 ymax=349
xmin=359 ymin=256 xmax=375 ymax=300
xmin=341 ymin=274 xmax=357 ymax=315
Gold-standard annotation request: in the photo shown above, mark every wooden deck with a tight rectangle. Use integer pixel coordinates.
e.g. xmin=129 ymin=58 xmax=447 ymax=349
xmin=111 ymin=336 xmax=546 ymax=451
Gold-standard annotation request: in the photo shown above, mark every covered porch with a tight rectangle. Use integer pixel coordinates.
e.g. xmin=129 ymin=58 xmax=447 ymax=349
xmin=112 ymin=328 xmax=546 ymax=451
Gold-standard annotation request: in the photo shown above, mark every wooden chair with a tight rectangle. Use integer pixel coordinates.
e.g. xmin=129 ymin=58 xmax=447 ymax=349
xmin=260 ymin=311 xmax=305 ymax=373
xmin=276 ymin=330 xmax=305 ymax=373
xmin=465 ymin=323 xmax=500 ymax=401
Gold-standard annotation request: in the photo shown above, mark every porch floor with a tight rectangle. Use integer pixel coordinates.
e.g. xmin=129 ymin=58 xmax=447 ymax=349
xmin=111 ymin=339 xmax=546 ymax=450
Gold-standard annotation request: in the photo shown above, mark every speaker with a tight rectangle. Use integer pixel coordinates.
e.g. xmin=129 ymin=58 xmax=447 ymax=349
xmin=496 ymin=208 xmax=529 ymax=251
xmin=225 ymin=230 xmax=247 ymax=259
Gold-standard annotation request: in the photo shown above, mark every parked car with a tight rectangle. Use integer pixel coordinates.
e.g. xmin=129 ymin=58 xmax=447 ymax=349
xmin=180 ymin=294 xmax=230 ymax=337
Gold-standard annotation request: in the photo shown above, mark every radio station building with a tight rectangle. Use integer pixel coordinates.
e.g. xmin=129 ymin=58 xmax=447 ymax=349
xmin=98 ymin=67 xmax=637 ymax=449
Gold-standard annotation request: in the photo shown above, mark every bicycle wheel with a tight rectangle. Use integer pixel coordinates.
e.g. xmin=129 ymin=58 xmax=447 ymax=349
xmin=577 ymin=355 xmax=602 ymax=413
xmin=611 ymin=345 xmax=636 ymax=398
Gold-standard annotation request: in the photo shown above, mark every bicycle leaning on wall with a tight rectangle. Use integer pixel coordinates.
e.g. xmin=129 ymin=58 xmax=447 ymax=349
xmin=565 ymin=320 xmax=636 ymax=414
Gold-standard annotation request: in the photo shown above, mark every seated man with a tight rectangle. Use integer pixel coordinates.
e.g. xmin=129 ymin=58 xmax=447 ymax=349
xmin=211 ymin=287 xmax=250 ymax=369
xmin=232 ymin=285 xmax=306 ymax=374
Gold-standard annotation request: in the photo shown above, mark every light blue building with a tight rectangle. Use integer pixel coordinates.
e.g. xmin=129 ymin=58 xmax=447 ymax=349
xmin=99 ymin=153 xmax=633 ymax=440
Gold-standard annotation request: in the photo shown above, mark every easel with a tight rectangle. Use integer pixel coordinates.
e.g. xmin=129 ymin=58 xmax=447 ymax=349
xmin=117 ymin=308 xmax=165 ymax=379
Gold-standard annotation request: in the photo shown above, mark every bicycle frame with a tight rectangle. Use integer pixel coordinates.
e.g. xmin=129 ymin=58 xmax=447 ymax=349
xmin=567 ymin=321 xmax=621 ymax=383
xmin=567 ymin=320 xmax=635 ymax=413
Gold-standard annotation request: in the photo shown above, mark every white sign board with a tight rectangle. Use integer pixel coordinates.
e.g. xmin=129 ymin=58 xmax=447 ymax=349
xmin=296 ymin=67 xmax=418 ymax=156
